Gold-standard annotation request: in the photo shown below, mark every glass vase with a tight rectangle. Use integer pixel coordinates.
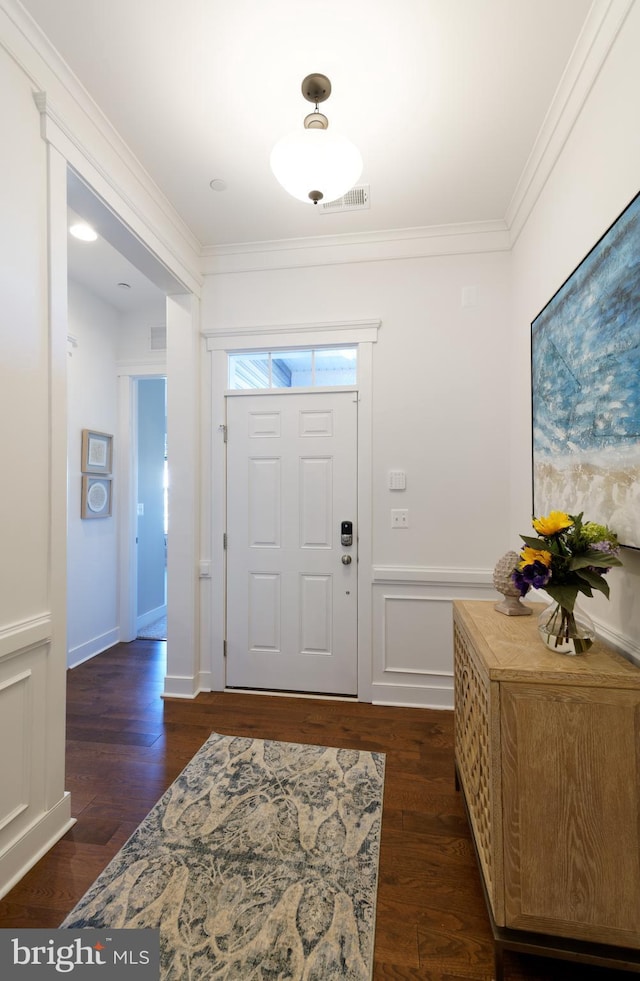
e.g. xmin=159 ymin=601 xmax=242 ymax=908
xmin=537 ymin=601 xmax=596 ymax=655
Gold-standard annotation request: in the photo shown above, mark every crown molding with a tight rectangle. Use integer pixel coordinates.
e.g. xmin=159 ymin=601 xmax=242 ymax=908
xmin=505 ymin=0 xmax=635 ymax=246
xmin=1 ymin=0 xmax=202 ymax=291
xmin=3 ymin=0 xmax=632 ymax=277
xmin=201 ymin=219 xmax=511 ymax=275
xmin=201 ymin=0 xmax=634 ymax=273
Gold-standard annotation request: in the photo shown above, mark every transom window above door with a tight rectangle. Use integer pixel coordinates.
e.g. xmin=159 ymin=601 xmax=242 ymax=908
xmin=228 ymin=347 xmax=357 ymax=390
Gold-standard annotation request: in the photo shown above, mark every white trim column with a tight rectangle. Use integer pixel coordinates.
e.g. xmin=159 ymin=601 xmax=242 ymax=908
xmin=44 ymin=139 xmax=72 ymax=818
xmin=164 ymin=293 xmax=201 ymax=697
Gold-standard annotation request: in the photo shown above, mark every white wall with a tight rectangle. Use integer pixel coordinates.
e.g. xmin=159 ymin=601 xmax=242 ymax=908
xmin=0 ymin=46 xmax=49 ymax=627
xmin=206 ymin=251 xmax=512 ymax=564
xmin=202 ymin=247 xmax=511 ymax=705
xmin=118 ymin=308 xmax=167 ymax=366
xmin=0 ymin=39 xmax=72 ymax=897
xmin=66 ymin=280 xmax=120 ymax=666
xmin=511 ymin=0 xmax=640 ymax=659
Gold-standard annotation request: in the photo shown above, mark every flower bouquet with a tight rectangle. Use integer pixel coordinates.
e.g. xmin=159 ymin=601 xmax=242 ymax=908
xmin=512 ymin=511 xmax=622 ymax=654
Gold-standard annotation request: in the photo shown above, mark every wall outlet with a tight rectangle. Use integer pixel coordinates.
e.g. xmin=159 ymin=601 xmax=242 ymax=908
xmin=391 ymin=508 xmax=409 ymax=528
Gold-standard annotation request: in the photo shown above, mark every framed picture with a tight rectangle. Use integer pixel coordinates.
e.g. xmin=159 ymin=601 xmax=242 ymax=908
xmin=531 ymin=190 xmax=640 ymax=549
xmin=81 ymin=429 xmax=113 ymax=474
xmin=81 ymin=476 xmax=113 ymax=519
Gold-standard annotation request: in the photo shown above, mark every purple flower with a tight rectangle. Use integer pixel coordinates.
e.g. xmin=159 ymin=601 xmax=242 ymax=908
xmin=587 ymin=540 xmax=620 ymax=574
xmin=590 ymin=540 xmax=620 ymax=557
xmin=512 ymin=561 xmax=552 ymax=596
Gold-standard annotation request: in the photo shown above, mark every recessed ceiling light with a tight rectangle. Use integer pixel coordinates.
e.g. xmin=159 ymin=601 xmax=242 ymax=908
xmin=209 ymin=178 xmax=227 ymax=192
xmin=69 ymin=222 xmax=98 ymax=242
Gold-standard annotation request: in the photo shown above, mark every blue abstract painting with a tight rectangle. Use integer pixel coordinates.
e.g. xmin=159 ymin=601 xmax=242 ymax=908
xmin=532 ymin=191 xmax=640 ymax=549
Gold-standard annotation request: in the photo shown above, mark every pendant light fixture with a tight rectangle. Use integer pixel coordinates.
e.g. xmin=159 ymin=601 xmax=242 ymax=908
xmin=270 ymin=74 xmax=363 ymax=205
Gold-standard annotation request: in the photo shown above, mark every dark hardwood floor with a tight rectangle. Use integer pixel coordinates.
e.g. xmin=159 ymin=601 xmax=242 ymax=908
xmin=0 ymin=640 xmax=625 ymax=979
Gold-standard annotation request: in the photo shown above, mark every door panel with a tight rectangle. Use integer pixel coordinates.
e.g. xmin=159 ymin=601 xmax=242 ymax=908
xmin=248 ymin=458 xmax=280 ymax=546
xmin=300 ymin=575 xmax=332 ymax=653
xmin=300 ymin=456 xmax=332 ymax=547
xmin=226 ymin=391 xmax=357 ymax=695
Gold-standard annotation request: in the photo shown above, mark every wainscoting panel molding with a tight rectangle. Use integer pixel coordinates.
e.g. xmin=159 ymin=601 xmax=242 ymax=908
xmin=0 ymin=618 xmax=74 ymax=899
xmin=371 ymin=566 xmax=496 ymax=708
xmin=382 ymin=595 xmax=453 ymax=676
xmin=0 ymin=613 xmax=52 ymax=661
xmin=0 ymin=669 xmax=31 ymax=835
xmin=0 ymin=641 xmax=48 ymax=856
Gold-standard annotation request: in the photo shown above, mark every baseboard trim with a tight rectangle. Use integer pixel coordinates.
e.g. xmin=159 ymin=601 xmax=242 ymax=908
xmin=198 ymin=670 xmax=212 ymax=692
xmin=595 ymin=619 xmax=640 ymax=667
xmin=68 ymin=628 xmax=119 ymax=669
xmin=162 ymin=674 xmax=202 ymax=699
xmin=371 ymin=681 xmax=454 ymax=710
xmin=0 ymin=793 xmax=75 ymax=900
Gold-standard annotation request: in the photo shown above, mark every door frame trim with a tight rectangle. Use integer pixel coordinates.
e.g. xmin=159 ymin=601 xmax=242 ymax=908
xmin=205 ymin=319 xmax=380 ymax=700
xmin=116 ymin=365 xmax=167 ymax=643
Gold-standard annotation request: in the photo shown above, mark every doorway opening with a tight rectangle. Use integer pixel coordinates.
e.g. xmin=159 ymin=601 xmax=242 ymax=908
xmin=206 ymin=320 xmax=379 ymax=699
xmin=135 ymin=377 xmax=168 ymax=641
xmin=65 ymin=167 xmax=184 ymax=666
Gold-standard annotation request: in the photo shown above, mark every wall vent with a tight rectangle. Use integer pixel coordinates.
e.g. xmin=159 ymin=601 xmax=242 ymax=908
xmin=149 ymin=325 xmax=167 ymax=351
xmin=320 ymin=184 xmax=370 ymax=214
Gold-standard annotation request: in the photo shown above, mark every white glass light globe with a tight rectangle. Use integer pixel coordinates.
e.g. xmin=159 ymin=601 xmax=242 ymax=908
xmin=270 ymin=128 xmax=363 ymax=205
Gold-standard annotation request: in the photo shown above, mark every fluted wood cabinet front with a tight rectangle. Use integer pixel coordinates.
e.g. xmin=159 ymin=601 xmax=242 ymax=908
xmin=453 ymin=599 xmax=640 ymax=951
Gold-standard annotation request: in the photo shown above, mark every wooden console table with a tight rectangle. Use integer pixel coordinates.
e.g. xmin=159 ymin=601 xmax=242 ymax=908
xmin=453 ymin=599 xmax=640 ymax=980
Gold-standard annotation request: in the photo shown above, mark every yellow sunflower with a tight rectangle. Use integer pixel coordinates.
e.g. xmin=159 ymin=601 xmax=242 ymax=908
xmin=532 ymin=511 xmax=572 ymax=537
xmin=519 ymin=546 xmax=553 ymax=568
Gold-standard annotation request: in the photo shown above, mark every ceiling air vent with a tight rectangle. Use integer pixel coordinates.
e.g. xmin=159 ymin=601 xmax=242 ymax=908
xmin=149 ymin=325 xmax=167 ymax=351
xmin=320 ymin=184 xmax=370 ymax=214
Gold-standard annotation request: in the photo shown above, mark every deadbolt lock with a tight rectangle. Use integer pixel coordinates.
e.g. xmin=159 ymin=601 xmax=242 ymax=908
xmin=341 ymin=520 xmax=353 ymax=546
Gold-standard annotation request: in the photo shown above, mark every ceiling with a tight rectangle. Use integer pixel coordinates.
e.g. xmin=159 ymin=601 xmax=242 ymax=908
xmin=21 ymin=0 xmax=594 ymax=256
xmin=67 ymin=209 xmax=169 ymax=315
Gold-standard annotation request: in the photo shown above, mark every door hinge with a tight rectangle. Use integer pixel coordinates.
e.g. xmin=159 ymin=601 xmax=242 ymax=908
xmin=223 ymin=640 xmax=227 ymax=658
xmin=223 ymin=532 xmax=227 ymax=550
xmin=219 ymin=424 xmax=228 ymax=442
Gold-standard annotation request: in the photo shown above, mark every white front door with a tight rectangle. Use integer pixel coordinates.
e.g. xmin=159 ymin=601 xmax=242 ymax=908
xmin=225 ymin=391 xmax=358 ymax=694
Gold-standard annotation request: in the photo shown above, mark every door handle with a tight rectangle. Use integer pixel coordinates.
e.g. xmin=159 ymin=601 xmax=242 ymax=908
xmin=341 ymin=554 xmax=352 ymax=565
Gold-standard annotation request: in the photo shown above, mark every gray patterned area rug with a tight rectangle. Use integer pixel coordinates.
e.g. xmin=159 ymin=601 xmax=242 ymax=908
xmin=61 ymin=732 xmax=385 ymax=980
xmin=137 ymin=615 xmax=167 ymax=640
